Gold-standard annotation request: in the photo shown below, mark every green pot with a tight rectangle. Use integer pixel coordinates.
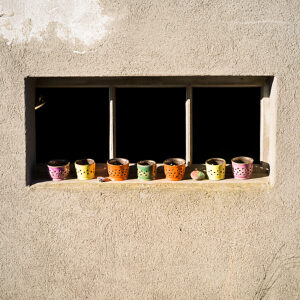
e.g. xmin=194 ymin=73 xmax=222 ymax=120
xmin=137 ymin=160 xmax=156 ymax=181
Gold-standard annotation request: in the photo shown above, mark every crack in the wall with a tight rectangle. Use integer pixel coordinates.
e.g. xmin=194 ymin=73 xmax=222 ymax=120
xmin=0 ymin=0 xmax=112 ymax=47
xmin=253 ymin=244 xmax=300 ymax=300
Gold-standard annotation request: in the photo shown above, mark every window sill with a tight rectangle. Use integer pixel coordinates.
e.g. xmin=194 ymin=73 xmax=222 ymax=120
xmin=30 ymin=163 xmax=270 ymax=191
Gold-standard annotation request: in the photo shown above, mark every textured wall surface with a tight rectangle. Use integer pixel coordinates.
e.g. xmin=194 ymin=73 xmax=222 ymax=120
xmin=0 ymin=0 xmax=300 ymax=299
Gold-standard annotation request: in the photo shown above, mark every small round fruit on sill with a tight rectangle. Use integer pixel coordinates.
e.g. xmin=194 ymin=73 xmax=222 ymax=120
xmin=190 ymin=169 xmax=205 ymax=180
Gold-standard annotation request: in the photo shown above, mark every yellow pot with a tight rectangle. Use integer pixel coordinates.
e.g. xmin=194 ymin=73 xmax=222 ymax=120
xmin=75 ymin=158 xmax=96 ymax=180
xmin=205 ymin=158 xmax=226 ymax=180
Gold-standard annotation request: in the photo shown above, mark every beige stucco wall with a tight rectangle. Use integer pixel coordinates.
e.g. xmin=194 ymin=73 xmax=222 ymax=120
xmin=0 ymin=0 xmax=300 ymax=299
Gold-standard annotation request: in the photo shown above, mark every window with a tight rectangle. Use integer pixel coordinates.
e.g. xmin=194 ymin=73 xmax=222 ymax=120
xmin=116 ymin=88 xmax=186 ymax=162
xmin=193 ymin=87 xmax=261 ymax=163
xmin=26 ymin=76 xmax=273 ymax=185
xmin=35 ymin=88 xmax=109 ymax=163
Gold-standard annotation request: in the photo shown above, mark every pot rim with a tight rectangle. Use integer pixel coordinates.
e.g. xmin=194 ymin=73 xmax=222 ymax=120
xmin=231 ymin=156 xmax=254 ymax=164
xmin=75 ymin=158 xmax=95 ymax=166
xmin=163 ymin=158 xmax=186 ymax=166
xmin=137 ymin=160 xmax=156 ymax=166
xmin=107 ymin=158 xmax=129 ymax=166
xmin=205 ymin=158 xmax=226 ymax=165
xmin=47 ymin=159 xmax=70 ymax=167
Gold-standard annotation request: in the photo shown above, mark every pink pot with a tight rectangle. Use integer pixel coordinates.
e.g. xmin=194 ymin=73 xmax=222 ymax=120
xmin=231 ymin=156 xmax=254 ymax=179
xmin=47 ymin=160 xmax=70 ymax=181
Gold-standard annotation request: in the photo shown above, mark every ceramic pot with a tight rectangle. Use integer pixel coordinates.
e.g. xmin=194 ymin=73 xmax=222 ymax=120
xmin=47 ymin=160 xmax=70 ymax=181
xmin=163 ymin=158 xmax=186 ymax=181
xmin=75 ymin=158 xmax=96 ymax=180
xmin=107 ymin=158 xmax=129 ymax=181
xmin=231 ymin=156 xmax=254 ymax=179
xmin=205 ymin=158 xmax=226 ymax=180
xmin=137 ymin=160 xmax=156 ymax=181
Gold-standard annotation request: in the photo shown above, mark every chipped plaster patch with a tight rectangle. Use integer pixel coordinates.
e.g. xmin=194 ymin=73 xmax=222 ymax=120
xmin=0 ymin=0 xmax=112 ymax=46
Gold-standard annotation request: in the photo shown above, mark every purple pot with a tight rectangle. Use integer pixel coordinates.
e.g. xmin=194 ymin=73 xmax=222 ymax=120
xmin=47 ymin=160 xmax=70 ymax=181
xmin=231 ymin=156 xmax=254 ymax=179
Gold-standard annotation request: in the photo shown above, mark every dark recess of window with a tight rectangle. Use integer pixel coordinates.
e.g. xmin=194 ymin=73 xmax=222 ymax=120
xmin=116 ymin=88 xmax=186 ymax=162
xmin=193 ymin=87 xmax=261 ymax=163
xmin=35 ymin=86 xmax=261 ymax=165
xmin=35 ymin=88 xmax=109 ymax=163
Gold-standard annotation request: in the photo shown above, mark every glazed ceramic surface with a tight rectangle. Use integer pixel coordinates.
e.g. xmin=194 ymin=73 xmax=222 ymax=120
xmin=231 ymin=156 xmax=254 ymax=179
xmin=206 ymin=158 xmax=226 ymax=180
xmin=75 ymin=159 xmax=96 ymax=180
xmin=107 ymin=158 xmax=130 ymax=181
xmin=164 ymin=158 xmax=186 ymax=181
xmin=47 ymin=160 xmax=70 ymax=181
xmin=137 ymin=160 xmax=156 ymax=181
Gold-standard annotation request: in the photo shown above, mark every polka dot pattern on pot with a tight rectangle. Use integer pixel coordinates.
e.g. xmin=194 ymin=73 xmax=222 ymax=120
xmin=231 ymin=156 xmax=254 ymax=179
xmin=165 ymin=167 xmax=185 ymax=179
xmin=138 ymin=169 xmax=150 ymax=177
xmin=77 ymin=167 xmax=95 ymax=176
xmin=47 ymin=161 xmax=70 ymax=181
xmin=108 ymin=166 xmax=129 ymax=178
xmin=75 ymin=159 xmax=96 ymax=180
xmin=164 ymin=158 xmax=186 ymax=181
xmin=207 ymin=168 xmax=225 ymax=177
xmin=232 ymin=166 xmax=252 ymax=177
xmin=205 ymin=158 xmax=226 ymax=180
xmin=137 ymin=160 xmax=157 ymax=180
xmin=49 ymin=168 xmax=69 ymax=177
xmin=107 ymin=158 xmax=130 ymax=181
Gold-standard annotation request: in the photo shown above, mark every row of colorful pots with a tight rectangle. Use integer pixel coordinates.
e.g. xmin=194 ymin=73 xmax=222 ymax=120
xmin=203 ymin=157 xmax=253 ymax=180
xmin=47 ymin=156 xmax=254 ymax=181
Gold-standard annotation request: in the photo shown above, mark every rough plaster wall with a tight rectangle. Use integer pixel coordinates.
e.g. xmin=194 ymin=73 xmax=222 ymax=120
xmin=0 ymin=0 xmax=300 ymax=299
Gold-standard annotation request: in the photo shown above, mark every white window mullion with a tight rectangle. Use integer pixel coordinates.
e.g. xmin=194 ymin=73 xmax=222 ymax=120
xmin=186 ymin=86 xmax=193 ymax=166
xmin=109 ymin=87 xmax=116 ymax=159
xmin=260 ymin=84 xmax=270 ymax=166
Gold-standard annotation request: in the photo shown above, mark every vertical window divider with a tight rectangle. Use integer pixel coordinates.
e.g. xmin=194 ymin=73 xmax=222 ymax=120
xmin=260 ymin=83 xmax=270 ymax=168
xmin=186 ymin=86 xmax=193 ymax=166
xmin=109 ymin=87 xmax=116 ymax=159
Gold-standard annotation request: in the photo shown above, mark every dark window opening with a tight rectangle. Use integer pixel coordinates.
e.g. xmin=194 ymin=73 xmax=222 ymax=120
xmin=34 ymin=86 xmax=261 ymax=165
xmin=35 ymin=88 xmax=109 ymax=163
xmin=193 ymin=87 xmax=261 ymax=163
xmin=116 ymin=88 xmax=186 ymax=162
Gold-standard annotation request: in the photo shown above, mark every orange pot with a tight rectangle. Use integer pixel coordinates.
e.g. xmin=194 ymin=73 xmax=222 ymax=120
xmin=107 ymin=158 xmax=130 ymax=181
xmin=164 ymin=158 xmax=186 ymax=181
